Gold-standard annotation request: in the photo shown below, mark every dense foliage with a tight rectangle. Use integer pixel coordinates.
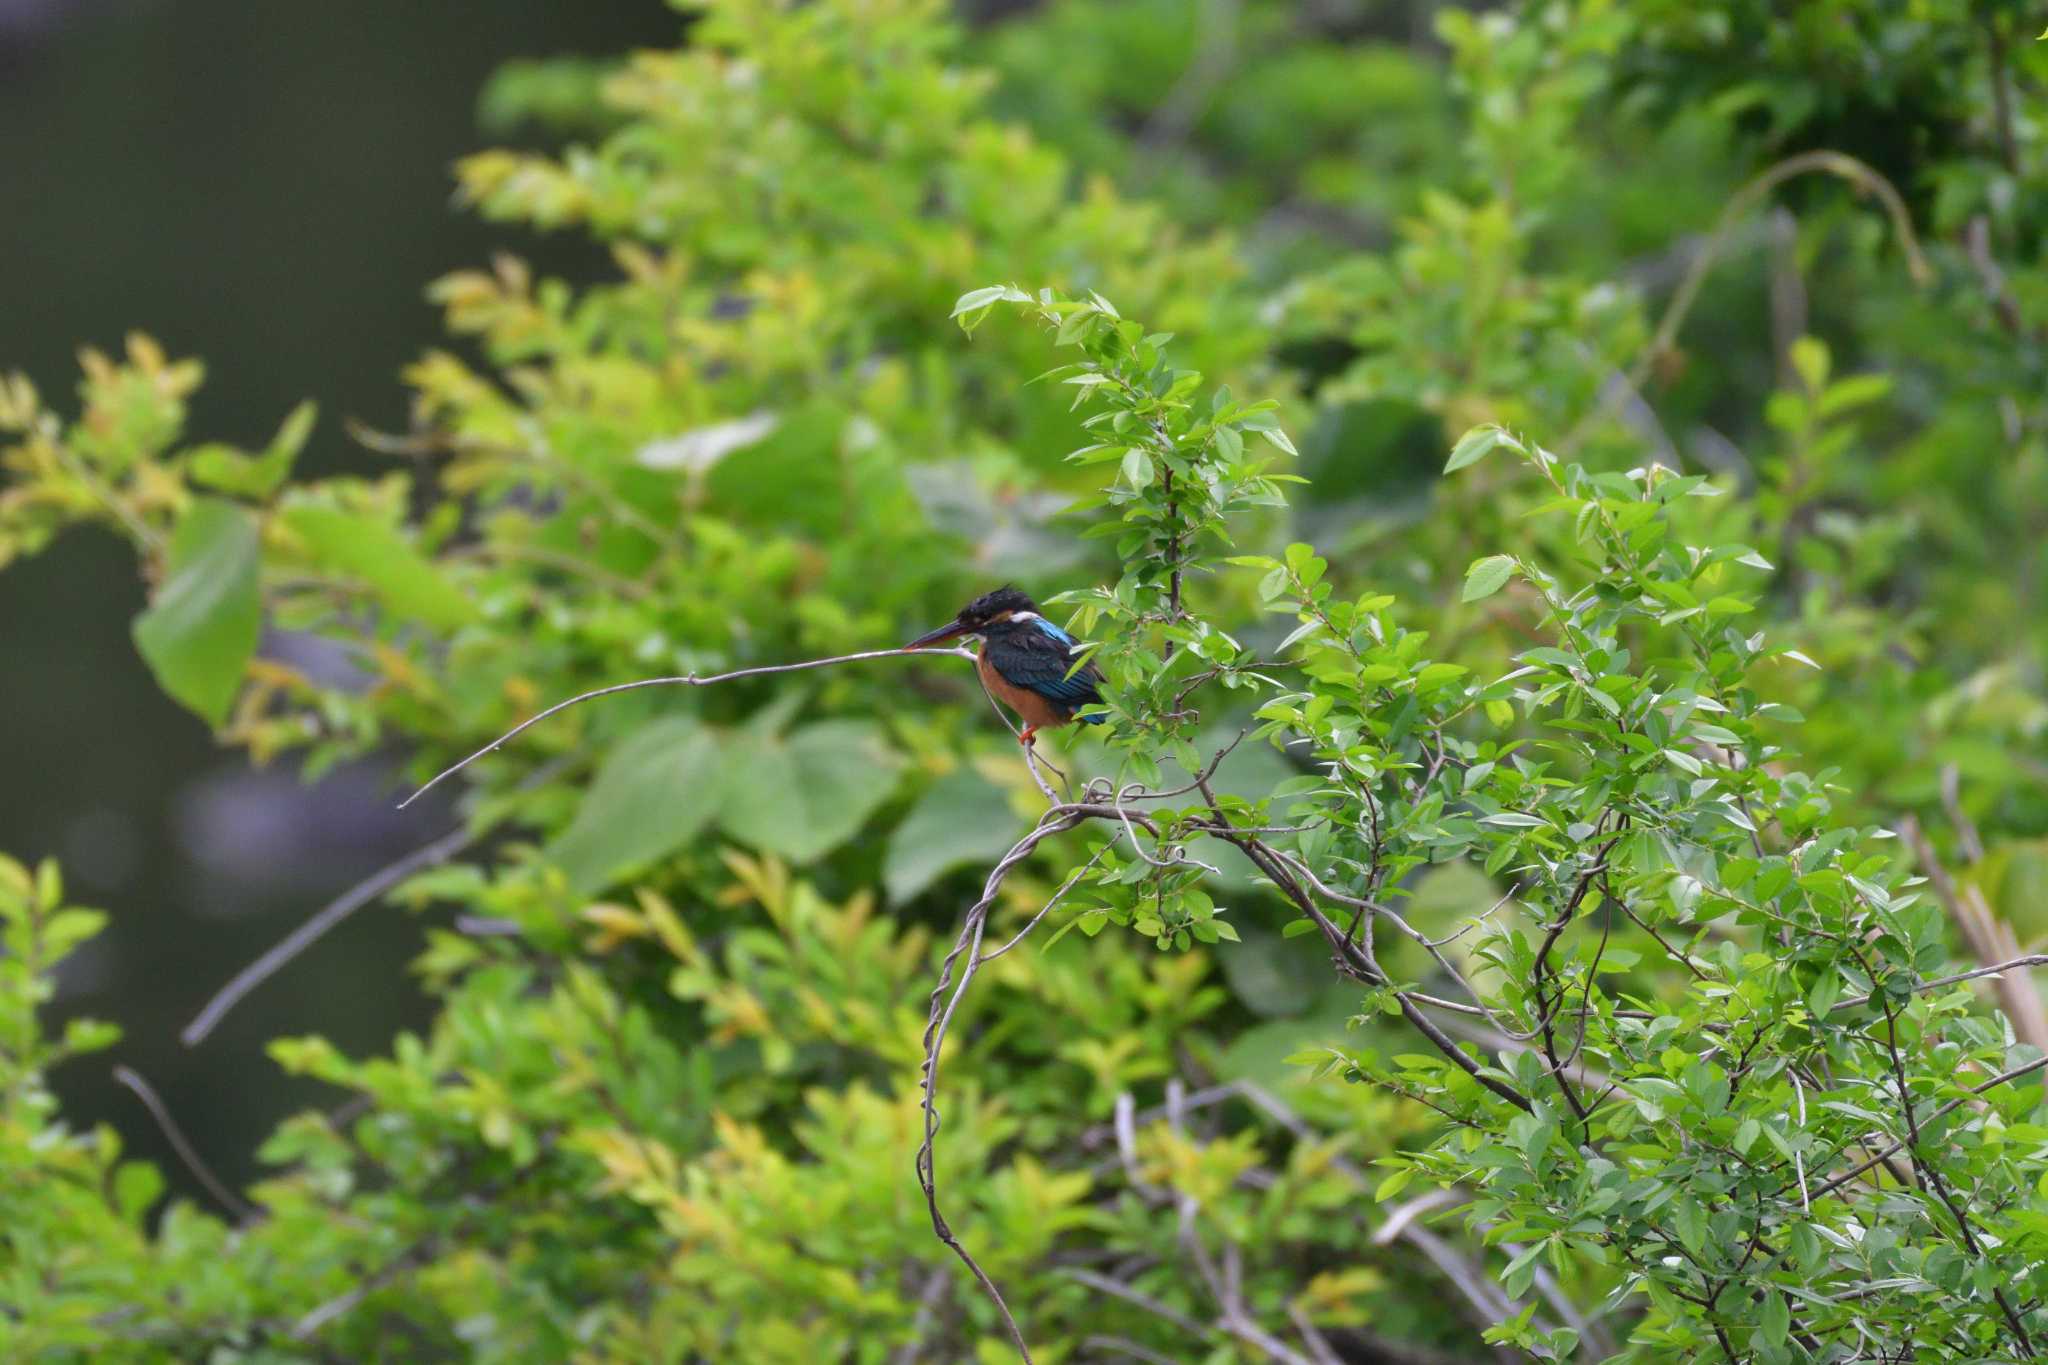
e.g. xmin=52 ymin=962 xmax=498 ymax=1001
xmin=4 ymin=1 xmax=2047 ymax=1360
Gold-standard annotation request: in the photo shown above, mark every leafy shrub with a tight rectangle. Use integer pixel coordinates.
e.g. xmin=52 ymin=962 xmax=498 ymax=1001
xmin=5 ymin=0 xmax=2047 ymax=1361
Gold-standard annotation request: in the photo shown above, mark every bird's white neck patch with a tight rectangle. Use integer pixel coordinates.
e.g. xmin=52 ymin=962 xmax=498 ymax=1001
xmin=1008 ymin=610 xmax=1042 ymax=623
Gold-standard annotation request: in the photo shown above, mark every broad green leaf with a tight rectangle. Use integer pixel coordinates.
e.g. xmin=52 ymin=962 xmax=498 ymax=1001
xmin=1758 ymin=1289 xmax=1790 ymax=1348
xmin=883 ymin=769 xmax=1019 ymax=902
xmin=1444 ymin=425 xmax=1504 ymax=472
xmin=1462 ymin=554 xmax=1516 ymax=603
xmin=547 ymin=716 xmax=724 ymax=892
xmin=132 ymin=498 xmax=262 ymax=725
xmin=950 ymin=285 xmax=1026 ymax=317
xmin=717 ymin=720 xmax=905 ymax=863
xmin=280 ymin=501 xmax=476 ymax=630
xmin=1120 ymin=447 xmax=1154 ymax=489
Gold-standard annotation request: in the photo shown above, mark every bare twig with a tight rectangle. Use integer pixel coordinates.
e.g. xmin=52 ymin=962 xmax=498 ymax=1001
xmin=112 ymin=1066 xmax=258 ymax=1223
xmin=1163 ymin=1079 xmax=1317 ymax=1365
xmin=181 ymin=825 xmax=477 ymax=1046
xmin=978 ymin=839 xmax=1118 ymax=964
xmin=1965 ymin=215 xmax=2027 ymax=339
xmin=1083 ymin=1336 xmax=1182 ymax=1365
xmin=1940 ymin=763 xmax=1986 ymax=863
xmin=1111 ymin=1091 xmax=1164 ymax=1201
xmin=1805 ymin=1053 xmax=2048 ymax=1201
xmin=290 ymin=1236 xmax=441 ymax=1340
xmin=1633 ymin=150 xmax=1930 ymax=393
xmin=1898 ymin=813 xmax=2048 ymax=1051
xmin=1831 ymin=954 xmax=2048 ymax=1017
xmin=886 ymin=1269 xmax=953 ymax=1365
xmin=184 ymin=756 xmax=575 ymax=1045
xmin=917 ymin=813 xmax=1084 ymax=1363
xmin=1061 ymin=1268 xmax=1209 ymax=1338
xmin=399 ymin=646 xmax=977 ymax=809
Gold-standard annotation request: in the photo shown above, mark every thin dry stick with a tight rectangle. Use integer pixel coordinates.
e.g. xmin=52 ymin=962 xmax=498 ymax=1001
xmin=291 ymin=1236 xmax=442 ymax=1340
xmin=112 ymin=1065 xmax=258 ymax=1223
xmin=184 ymin=755 xmax=576 ymax=1045
xmin=398 ymin=646 xmax=977 ymax=810
xmin=1899 ymin=812 xmax=2048 ymax=1051
xmin=978 ymin=839 xmax=1117 ymax=964
xmin=1805 ymin=1053 xmax=2048 ymax=1201
xmin=182 ymin=825 xmax=476 ymax=1046
xmin=916 ymin=814 xmax=1082 ymax=1364
xmin=1633 ymin=149 xmax=1930 ymax=392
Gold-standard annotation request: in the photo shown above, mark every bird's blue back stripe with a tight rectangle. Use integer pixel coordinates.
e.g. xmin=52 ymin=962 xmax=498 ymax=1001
xmin=1027 ymin=616 xmax=1075 ymax=646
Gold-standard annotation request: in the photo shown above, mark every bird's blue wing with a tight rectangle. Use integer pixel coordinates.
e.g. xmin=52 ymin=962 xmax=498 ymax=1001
xmin=1025 ymin=615 xmax=1076 ymax=647
xmin=989 ymin=624 xmax=1105 ymax=716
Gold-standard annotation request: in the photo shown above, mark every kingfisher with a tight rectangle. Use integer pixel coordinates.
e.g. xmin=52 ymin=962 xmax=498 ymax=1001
xmin=904 ymin=587 xmax=1107 ymax=746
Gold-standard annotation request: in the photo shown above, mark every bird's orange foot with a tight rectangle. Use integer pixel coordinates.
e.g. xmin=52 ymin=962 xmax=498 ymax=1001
xmin=1018 ymin=726 xmax=1039 ymax=747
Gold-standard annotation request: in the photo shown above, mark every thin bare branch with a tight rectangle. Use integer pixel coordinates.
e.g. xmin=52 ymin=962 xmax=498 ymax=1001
xmin=399 ymin=646 xmax=977 ymax=809
xmin=182 ymin=825 xmax=475 ymax=1046
xmin=184 ymin=756 xmax=575 ymax=1046
xmin=917 ymin=811 xmax=1084 ymax=1364
xmin=112 ymin=1066 xmax=258 ymax=1223
xmin=1061 ymin=1268 xmax=1209 ymax=1339
xmin=290 ymin=1236 xmax=440 ymax=1340
xmin=978 ymin=839 xmax=1117 ymax=965
xmin=1806 ymin=1053 xmax=2048 ymax=1201
xmin=1634 ymin=150 xmax=1930 ymax=392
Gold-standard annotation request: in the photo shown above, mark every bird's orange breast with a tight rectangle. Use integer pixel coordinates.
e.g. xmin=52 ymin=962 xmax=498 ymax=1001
xmin=978 ymin=648 xmax=1072 ymax=729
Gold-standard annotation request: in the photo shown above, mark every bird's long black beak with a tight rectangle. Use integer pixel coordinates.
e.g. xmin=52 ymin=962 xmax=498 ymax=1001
xmin=903 ymin=620 xmax=970 ymax=650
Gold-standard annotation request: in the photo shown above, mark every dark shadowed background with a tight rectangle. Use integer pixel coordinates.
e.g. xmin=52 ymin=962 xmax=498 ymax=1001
xmin=0 ymin=0 xmax=680 ymax=1194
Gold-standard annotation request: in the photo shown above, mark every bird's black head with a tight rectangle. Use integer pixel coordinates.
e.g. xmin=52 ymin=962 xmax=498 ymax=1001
xmin=958 ymin=586 xmax=1038 ymax=628
xmin=903 ymin=586 xmax=1041 ymax=649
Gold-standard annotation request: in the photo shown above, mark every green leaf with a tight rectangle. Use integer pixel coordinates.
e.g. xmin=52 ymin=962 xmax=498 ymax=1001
xmin=950 ymin=286 xmax=1012 ymax=317
xmin=188 ymin=400 xmax=315 ymax=498
xmin=1462 ymin=554 xmax=1516 ymax=603
xmin=1758 ymin=1289 xmax=1790 ymax=1348
xmin=132 ymin=499 xmax=262 ymax=725
xmin=883 ymin=770 xmax=1018 ymax=902
xmin=547 ymin=716 xmax=724 ymax=892
xmin=1260 ymin=424 xmax=1298 ymax=457
xmin=1120 ymin=447 xmax=1154 ymax=489
xmin=717 ymin=720 xmax=905 ymax=863
xmin=280 ymin=501 xmax=477 ymax=630
xmin=1789 ymin=336 xmax=1830 ymax=393
xmin=1444 ymin=425 xmax=1504 ymax=472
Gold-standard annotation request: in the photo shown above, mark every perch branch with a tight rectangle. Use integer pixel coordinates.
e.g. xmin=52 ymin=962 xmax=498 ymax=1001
xmin=398 ymin=646 xmax=977 ymax=809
